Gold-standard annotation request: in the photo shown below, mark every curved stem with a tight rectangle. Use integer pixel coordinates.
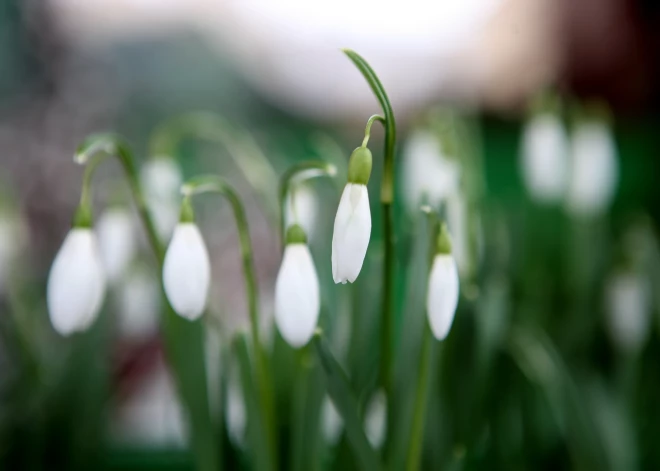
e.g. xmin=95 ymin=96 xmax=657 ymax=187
xmin=74 ymin=133 xmax=219 ymax=471
xmin=278 ymin=160 xmax=336 ymax=247
xmin=343 ymin=49 xmax=397 ymax=442
xmin=183 ymin=174 xmax=277 ymax=469
xmin=149 ymin=111 xmax=280 ymax=226
xmin=362 ymin=114 xmax=386 ymax=147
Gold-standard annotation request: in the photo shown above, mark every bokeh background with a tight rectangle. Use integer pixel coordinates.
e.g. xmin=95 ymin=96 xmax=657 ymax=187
xmin=1 ymin=0 xmax=660 ymax=469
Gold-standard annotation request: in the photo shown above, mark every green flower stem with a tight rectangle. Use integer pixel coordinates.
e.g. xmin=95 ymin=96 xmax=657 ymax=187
xmin=182 ymin=174 xmax=277 ymax=469
xmin=278 ymin=160 xmax=337 ymax=247
xmin=405 ymin=325 xmax=433 ymax=471
xmin=362 ymin=114 xmax=386 ymax=147
xmin=149 ymin=111 xmax=280 ymax=226
xmin=74 ymin=134 xmax=219 ymax=471
xmin=343 ymin=48 xmax=397 ymax=442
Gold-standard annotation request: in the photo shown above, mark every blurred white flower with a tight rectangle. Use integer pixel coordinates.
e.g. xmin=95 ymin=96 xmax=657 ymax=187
xmin=332 ymin=183 xmax=371 ymax=284
xmin=163 ymin=223 xmax=210 ymax=320
xmin=141 ymin=158 xmax=183 ymax=241
xmin=402 ymin=131 xmax=460 ymax=213
xmin=226 ymin=371 xmax=247 ymax=448
xmin=605 ymin=271 xmax=651 ymax=355
xmin=96 ymin=208 xmax=137 ymax=283
xmin=47 ymin=228 xmax=106 ymax=336
xmin=520 ymin=113 xmax=569 ymax=203
xmin=321 ymin=395 xmax=343 ymax=446
xmin=364 ymin=389 xmax=387 ymax=449
xmin=0 ymin=212 xmax=25 ymax=294
xmin=427 ymin=254 xmax=460 ymax=340
xmin=275 ymin=239 xmax=320 ymax=348
xmin=566 ymin=121 xmax=618 ymax=217
xmin=111 ymin=358 xmax=188 ymax=448
xmin=285 ymin=185 xmax=318 ymax=239
xmin=115 ymin=268 xmax=160 ymax=340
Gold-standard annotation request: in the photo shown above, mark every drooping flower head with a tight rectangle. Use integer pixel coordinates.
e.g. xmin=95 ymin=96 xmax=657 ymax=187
xmin=275 ymin=224 xmax=320 ymax=348
xmin=47 ymin=206 xmax=107 ymax=335
xmin=162 ymin=199 xmax=211 ymax=320
xmin=426 ymin=223 xmax=460 ymax=341
xmin=332 ymin=146 xmax=372 ymax=284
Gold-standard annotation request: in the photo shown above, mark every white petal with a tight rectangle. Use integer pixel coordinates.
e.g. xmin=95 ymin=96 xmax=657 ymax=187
xmin=141 ymin=159 xmax=183 ymax=241
xmin=322 ymin=395 xmax=343 ymax=446
xmin=520 ymin=114 xmax=569 ymax=203
xmin=426 ymin=254 xmax=460 ymax=340
xmin=275 ymin=244 xmax=320 ymax=347
xmin=364 ymin=389 xmax=387 ymax=449
xmin=566 ymin=121 xmax=618 ymax=216
xmin=226 ymin=371 xmax=247 ymax=448
xmin=0 ymin=213 xmax=25 ymax=294
xmin=47 ymin=228 xmax=106 ymax=335
xmin=116 ymin=269 xmax=160 ymax=340
xmin=96 ymin=208 xmax=137 ymax=283
xmin=331 ymin=184 xmax=371 ymax=284
xmin=285 ymin=185 xmax=318 ymax=239
xmin=605 ymin=272 xmax=651 ymax=354
xmin=163 ymin=223 xmax=210 ymax=320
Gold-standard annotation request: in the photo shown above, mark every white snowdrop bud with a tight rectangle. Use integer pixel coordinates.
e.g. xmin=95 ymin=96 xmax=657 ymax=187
xmin=605 ymin=271 xmax=651 ymax=354
xmin=364 ymin=389 xmax=387 ymax=449
xmin=141 ymin=158 xmax=183 ymax=241
xmin=321 ymin=395 xmax=343 ymax=446
xmin=226 ymin=371 xmax=247 ymax=448
xmin=47 ymin=227 xmax=106 ymax=335
xmin=163 ymin=218 xmax=211 ymax=321
xmin=426 ymin=225 xmax=460 ymax=341
xmin=96 ymin=208 xmax=137 ymax=283
xmin=566 ymin=120 xmax=618 ymax=217
xmin=116 ymin=268 xmax=160 ymax=340
xmin=285 ymin=185 xmax=318 ymax=239
xmin=275 ymin=225 xmax=320 ymax=348
xmin=402 ymin=131 xmax=460 ymax=213
xmin=520 ymin=113 xmax=569 ymax=203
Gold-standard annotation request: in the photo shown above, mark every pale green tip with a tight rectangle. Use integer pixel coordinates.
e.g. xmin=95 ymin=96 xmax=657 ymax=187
xmin=436 ymin=223 xmax=452 ymax=255
xmin=347 ymin=146 xmax=372 ymax=185
xmin=179 ymin=198 xmax=195 ymax=223
xmin=72 ymin=204 xmax=93 ymax=228
xmin=286 ymin=224 xmax=307 ymax=245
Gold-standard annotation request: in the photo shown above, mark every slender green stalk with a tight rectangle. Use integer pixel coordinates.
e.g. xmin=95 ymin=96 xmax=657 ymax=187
xmin=313 ymin=331 xmax=382 ymax=471
xmin=278 ymin=160 xmax=336 ymax=247
xmin=405 ymin=326 xmax=433 ymax=471
xmin=149 ymin=111 xmax=280 ymax=225
xmin=182 ymin=175 xmax=277 ymax=469
xmin=343 ymin=48 xmax=397 ymax=445
xmin=74 ymin=134 xmax=218 ymax=471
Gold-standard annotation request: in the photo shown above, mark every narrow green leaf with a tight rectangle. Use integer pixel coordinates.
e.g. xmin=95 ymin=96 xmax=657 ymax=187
xmin=313 ymin=332 xmax=381 ymax=471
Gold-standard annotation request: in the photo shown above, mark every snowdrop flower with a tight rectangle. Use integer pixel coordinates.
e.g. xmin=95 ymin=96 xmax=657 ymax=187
xmin=402 ymin=130 xmax=460 ymax=213
xmin=285 ymin=184 xmax=318 ymax=239
xmin=332 ymin=146 xmax=372 ymax=284
xmin=116 ymin=267 xmax=160 ymax=340
xmin=275 ymin=224 xmax=320 ymax=348
xmin=96 ymin=207 xmax=137 ymax=283
xmin=226 ymin=369 xmax=247 ymax=447
xmin=321 ymin=395 xmax=343 ymax=446
xmin=566 ymin=119 xmax=618 ymax=217
xmin=426 ymin=224 xmax=460 ymax=340
xmin=519 ymin=113 xmax=569 ymax=203
xmin=364 ymin=389 xmax=387 ymax=449
xmin=47 ymin=216 xmax=106 ymax=335
xmin=605 ymin=271 xmax=651 ymax=355
xmin=0 ymin=211 xmax=25 ymax=294
xmin=141 ymin=158 xmax=183 ymax=241
xmin=163 ymin=202 xmax=211 ymax=320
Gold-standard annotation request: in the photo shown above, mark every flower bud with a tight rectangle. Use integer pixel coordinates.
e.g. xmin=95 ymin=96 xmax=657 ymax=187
xmin=47 ymin=227 xmax=106 ymax=335
xmin=285 ymin=185 xmax=318 ymax=240
xmin=605 ymin=271 xmax=651 ymax=354
xmin=275 ymin=225 xmax=320 ymax=348
xmin=426 ymin=225 xmax=460 ymax=340
xmin=141 ymin=158 xmax=183 ymax=241
xmin=331 ymin=183 xmax=371 ymax=284
xmin=520 ymin=113 xmax=569 ymax=203
xmin=321 ymin=395 xmax=343 ymax=446
xmin=163 ymin=222 xmax=211 ymax=320
xmin=364 ymin=389 xmax=387 ymax=449
xmin=347 ymin=146 xmax=372 ymax=185
xmin=96 ymin=208 xmax=137 ymax=283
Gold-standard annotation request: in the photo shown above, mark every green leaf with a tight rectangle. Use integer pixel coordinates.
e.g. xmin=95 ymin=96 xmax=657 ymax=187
xmin=313 ymin=332 xmax=381 ymax=471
